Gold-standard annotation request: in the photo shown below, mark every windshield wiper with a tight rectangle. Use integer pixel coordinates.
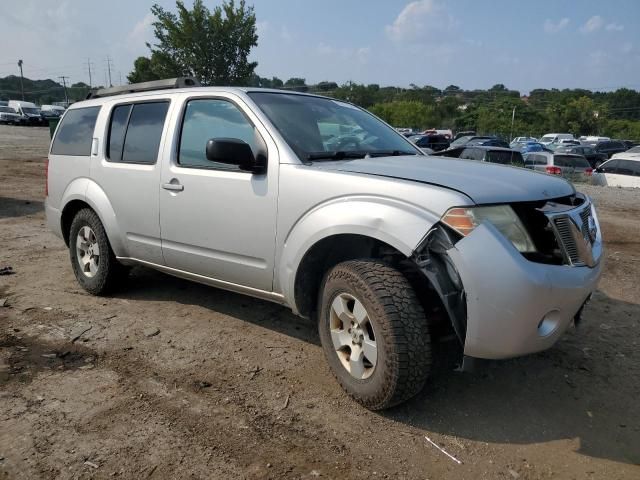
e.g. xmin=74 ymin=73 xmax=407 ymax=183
xmin=306 ymin=150 xmax=418 ymax=161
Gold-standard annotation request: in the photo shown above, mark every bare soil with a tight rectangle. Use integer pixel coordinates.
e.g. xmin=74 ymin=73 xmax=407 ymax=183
xmin=0 ymin=125 xmax=639 ymax=479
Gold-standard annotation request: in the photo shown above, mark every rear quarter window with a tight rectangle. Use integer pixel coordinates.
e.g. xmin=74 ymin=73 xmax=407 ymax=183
xmin=50 ymin=106 xmax=100 ymax=156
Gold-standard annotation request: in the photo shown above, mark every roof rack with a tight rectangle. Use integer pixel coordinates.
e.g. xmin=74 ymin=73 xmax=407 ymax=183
xmin=86 ymin=77 xmax=201 ymax=99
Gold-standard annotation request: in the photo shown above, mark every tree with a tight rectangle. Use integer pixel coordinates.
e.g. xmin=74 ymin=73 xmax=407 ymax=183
xmin=137 ymin=0 xmax=258 ymax=86
xmin=127 ymin=56 xmax=161 ymax=83
xmin=369 ymin=101 xmax=437 ymax=129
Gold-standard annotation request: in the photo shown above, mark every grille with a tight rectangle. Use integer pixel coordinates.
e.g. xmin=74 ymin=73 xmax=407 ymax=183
xmin=580 ymin=207 xmax=591 ymax=239
xmin=553 ymin=216 xmax=580 ymax=264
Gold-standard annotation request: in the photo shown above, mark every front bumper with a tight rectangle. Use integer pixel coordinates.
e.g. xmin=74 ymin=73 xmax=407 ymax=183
xmin=447 ymin=220 xmax=602 ymax=360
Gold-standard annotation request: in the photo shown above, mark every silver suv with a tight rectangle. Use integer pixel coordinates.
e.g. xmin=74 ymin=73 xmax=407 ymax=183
xmin=46 ymin=78 xmax=603 ymax=410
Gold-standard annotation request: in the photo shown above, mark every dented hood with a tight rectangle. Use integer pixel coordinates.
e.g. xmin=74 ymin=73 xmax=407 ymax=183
xmin=316 ymin=156 xmax=575 ymax=204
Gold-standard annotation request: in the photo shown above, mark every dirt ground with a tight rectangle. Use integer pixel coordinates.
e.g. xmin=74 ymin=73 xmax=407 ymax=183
xmin=0 ymin=125 xmax=639 ymax=479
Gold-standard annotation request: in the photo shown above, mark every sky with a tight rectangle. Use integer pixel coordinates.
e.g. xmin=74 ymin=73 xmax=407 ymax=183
xmin=1 ymin=0 xmax=639 ymax=94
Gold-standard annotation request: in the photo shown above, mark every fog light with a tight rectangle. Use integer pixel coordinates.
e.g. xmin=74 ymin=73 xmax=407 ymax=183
xmin=538 ymin=310 xmax=561 ymax=337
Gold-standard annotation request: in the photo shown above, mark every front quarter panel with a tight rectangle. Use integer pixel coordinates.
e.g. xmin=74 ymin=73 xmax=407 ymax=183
xmin=275 ymin=165 xmax=473 ymax=312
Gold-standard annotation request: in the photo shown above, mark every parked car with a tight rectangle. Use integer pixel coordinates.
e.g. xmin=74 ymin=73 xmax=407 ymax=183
xmin=621 ymin=140 xmax=639 ymax=150
xmin=453 ymin=130 xmax=476 ymax=140
xmin=0 ymin=106 xmax=22 ymax=124
xmin=434 ymin=146 xmax=524 ymax=167
xmin=40 ymin=105 xmax=66 ymax=118
xmin=8 ymin=100 xmax=46 ymax=125
xmin=593 ymin=157 xmax=640 ymax=188
xmin=591 ymin=140 xmax=628 ymax=159
xmin=509 ymin=137 xmax=538 ymax=148
xmin=449 ymin=135 xmax=495 ymax=148
xmin=539 ymin=133 xmax=574 ymax=146
xmin=408 ymin=133 xmax=450 ymax=152
xmin=523 ymin=151 xmax=593 ymax=182
xmin=469 ymin=137 xmax=510 ymax=148
xmin=46 ymin=77 xmax=603 ymax=410
xmin=554 ymin=145 xmax=608 ymax=168
xmin=518 ymin=142 xmax=549 ymax=154
xmin=611 ymin=145 xmax=640 ymax=160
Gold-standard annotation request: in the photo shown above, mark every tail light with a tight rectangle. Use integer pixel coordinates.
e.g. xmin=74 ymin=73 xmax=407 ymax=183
xmin=45 ymin=158 xmax=49 ymax=196
xmin=545 ymin=166 xmax=562 ymax=175
xmin=584 ymin=168 xmax=593 ymax=176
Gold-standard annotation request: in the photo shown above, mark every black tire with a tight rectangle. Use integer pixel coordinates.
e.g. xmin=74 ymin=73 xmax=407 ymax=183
xmin=318 ymin=259 xmax=431 ymax=410
xmin=69 ymin=208 xmax=127 ymax=295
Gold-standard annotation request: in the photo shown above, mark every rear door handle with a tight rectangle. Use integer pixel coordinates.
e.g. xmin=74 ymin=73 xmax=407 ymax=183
xmin=162 ymin=181 xmax=184 ymax=192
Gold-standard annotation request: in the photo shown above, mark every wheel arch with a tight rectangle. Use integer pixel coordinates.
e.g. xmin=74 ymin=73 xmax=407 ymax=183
xmin=60 ymin=180 xmax=126 ymax=256
xmin=278 ymin=197 xmax=441 ymax=316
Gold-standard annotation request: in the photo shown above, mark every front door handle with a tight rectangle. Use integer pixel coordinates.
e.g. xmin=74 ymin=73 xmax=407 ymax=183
xmin=162 ymin=180 xmax=184 ymax=192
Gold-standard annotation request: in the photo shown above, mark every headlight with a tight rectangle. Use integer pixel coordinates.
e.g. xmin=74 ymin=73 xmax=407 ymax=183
xmin=441 ymin=205 xmax=537 ymax=252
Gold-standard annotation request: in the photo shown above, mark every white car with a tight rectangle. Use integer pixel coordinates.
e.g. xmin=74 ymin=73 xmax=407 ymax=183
xmin=593 ymin=157 xmax=640 ymax=188
xmin=611 ymin=145 xmax=640 ymax=160
xmin=539 ymin=133 xmax=574 ymax=145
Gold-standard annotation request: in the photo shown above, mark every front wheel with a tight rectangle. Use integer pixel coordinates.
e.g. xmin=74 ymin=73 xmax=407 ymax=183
xmin=318 ymin=260 xmax=431 ymax=410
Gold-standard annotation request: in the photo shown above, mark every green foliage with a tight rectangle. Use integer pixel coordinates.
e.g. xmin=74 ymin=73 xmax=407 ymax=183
xmin=0 ymin=75 xmax=90 ymax=104
xmin=127 ymin=57 xmax=161 ymax=84
xmin=369 ymin=101 xmax=438 ymax=130
xmin=134 ymin=0 xmax=258 ymax=86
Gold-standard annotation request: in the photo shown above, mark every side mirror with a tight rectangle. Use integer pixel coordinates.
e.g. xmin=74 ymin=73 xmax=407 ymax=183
xmin=205 ymin=138 xmax=266 ymax=173
xmin=594 ymin=167 xmax=603 ymax=173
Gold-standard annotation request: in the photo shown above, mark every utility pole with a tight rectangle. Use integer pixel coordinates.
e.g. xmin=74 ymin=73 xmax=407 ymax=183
xmin=59 ymin=76 xmax=69 ymax=105
xmin=106 ymin=56 xmax=113 ymax=87
xmin=17 ymin=59 xmax=25 ymax=100
xmin=509 ymin=106 xmax=516 ymax=142
xmin=86 ymin=58 xmax=94 ymax=88
xmin=118 ymin=71 xmax=123 ymax=86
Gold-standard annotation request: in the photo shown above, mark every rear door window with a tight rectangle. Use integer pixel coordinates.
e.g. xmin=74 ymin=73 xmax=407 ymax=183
xmin=617 ymin=160 xmax=640 ymax=176
xmin=107 ymin=101 xmax=169 ymax=164
xmin=51 ymin=106 xmax=100 ymax=156
xmin=486 ymin=150 xmax=524 ymax=166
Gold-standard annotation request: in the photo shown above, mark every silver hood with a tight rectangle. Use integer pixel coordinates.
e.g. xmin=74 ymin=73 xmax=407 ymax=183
xmin=315 ymin=156 xmax=575 ymax=204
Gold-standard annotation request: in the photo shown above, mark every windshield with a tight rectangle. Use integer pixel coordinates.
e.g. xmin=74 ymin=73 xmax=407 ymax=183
xmin=540 ymin=135 xmax=555 ymax=142
xmin=627 ymin=146 xmax=640 ymax=153
xmin=22 ymin=107 xmax=40 ymax=115
xmin=486 ymin=150 xmax=524 ymax=167
xmin=248 ymin=92 xmax=418 ymax=160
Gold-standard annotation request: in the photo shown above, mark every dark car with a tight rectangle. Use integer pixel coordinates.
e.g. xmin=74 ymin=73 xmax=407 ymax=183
xmin=554 ymin=145 xmax=608 ymax=168
xmin=621 ymin=140 xmax=639 ymax=150
xmin=433 ymin=145 xmax=524 ymax=167
xmin=449 ymin=135 xmax=497 ymax=148
xmin=593 ymin=140 xmax=628 ymax=159
xmin=453 ymin=130 xmax=476 ymax=140
xmin=468 ymin=137 xmax=510 ymax=148
xmin=409 ymin=134 xmax=450 ymax=152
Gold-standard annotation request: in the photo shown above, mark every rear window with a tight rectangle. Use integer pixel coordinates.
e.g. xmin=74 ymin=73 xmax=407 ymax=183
xmin=486 ymin=150 xmax=524 ymax=167
xmin=554 ymin=155 xmax=589 ymax=167
xmin=51 ymin=107 xmax=100 ymax=156
xmin=525 ymin=154 xmax=547 ymax=166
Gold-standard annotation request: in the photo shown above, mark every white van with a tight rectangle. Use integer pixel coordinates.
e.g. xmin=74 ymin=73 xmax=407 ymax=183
xmin=8 ymin=100 xmax=45 ymax=125
xmin=539 ymin=133 xmax=574 ymax=145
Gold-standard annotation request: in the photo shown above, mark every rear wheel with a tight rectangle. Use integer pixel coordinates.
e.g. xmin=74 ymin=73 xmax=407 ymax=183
xmin=318 ymin=260 xmax=431 ymax=410
xmin=69 ymin=208 xmax=128 ymax=295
